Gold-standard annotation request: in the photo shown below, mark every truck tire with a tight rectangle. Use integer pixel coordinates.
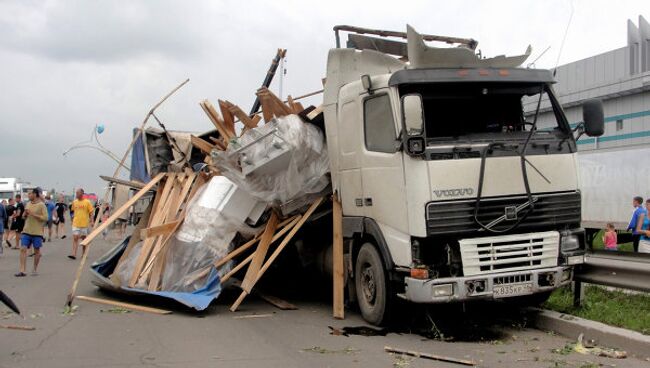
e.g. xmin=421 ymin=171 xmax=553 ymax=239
xmin=355 ymin=242 xmax=390 ymax=325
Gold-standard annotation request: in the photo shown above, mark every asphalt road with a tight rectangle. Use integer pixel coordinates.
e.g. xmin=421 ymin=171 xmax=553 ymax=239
xmin=0 ymin=232 xmax=648 ymax=368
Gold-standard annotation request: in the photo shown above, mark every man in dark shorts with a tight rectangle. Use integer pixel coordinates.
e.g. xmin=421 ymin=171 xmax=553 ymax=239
xmin=10 ymin=194 xmax=25 ymax=249
xmin=54 ymin=194 xmax=67 ymax=239
xmin=15 ymin=188 xmax=47 ymax=277
xmin=0 ymin=200 xmax=6 ymax=255
xmin=4 ymin=198 xmax=15 ymax=247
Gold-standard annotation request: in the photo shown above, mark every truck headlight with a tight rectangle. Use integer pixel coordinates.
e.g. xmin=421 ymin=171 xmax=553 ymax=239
xmin=560 ymin=233 xmax=580 ymax=252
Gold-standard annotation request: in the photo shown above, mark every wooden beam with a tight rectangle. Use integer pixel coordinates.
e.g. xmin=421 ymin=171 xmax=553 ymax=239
xmin=228 ymin=102 xmax=258 ymax=129
xmin=208 ymin=136 xmax=227 ymax=150
xmin=191 ymin=135 xmax=215 ymax=155
xmin=76 ymin=295 xmax=172 ymax=315
xmin=199 ymin=100 xmax=232 ymax=141
xmin=230 ymin=197 xmax=323 ymax=311
xmin=383 ymin=346 xmax=476 ymax=366
xmin=239 ymin=212 xmax=279 ymax=293
xmin=140 ymin=220 xmax=180 ymax=240
xmin=307 ymin=105 xmax=323 ymax=120
xmin=147 ymin=174 xmax=204 ymax=291
xmin=218 ymin=100 xmax=236 ymax=136
xmin=332 ymin=193 xmax=345 ymax=319
xmin=128 ymin=174 xmax=177 ymax=287
xmin=111 ymin=200 xmax=154 ymax=286
xmin=66 ymin=173 xmax=165 ymax=305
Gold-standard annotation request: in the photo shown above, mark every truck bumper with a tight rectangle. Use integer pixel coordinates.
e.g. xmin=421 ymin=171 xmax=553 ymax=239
xmin=403 ymin=266 xmax=573 ymax=303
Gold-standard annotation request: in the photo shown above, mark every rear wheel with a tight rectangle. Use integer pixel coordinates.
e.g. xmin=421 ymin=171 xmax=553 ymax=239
xmin=355 ymin=242 xmax=390 ymax=325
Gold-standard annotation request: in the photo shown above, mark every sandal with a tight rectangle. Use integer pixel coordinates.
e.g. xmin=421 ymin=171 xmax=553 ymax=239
xmin=67 ymin=255 xmax=76 ymax=260
xmin=14 ymin=272 xmax=26 ymax=277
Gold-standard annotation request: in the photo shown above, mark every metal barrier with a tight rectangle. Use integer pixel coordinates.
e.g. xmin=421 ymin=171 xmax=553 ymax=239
xmin=573 ymin=250 xmax=650 ymax=306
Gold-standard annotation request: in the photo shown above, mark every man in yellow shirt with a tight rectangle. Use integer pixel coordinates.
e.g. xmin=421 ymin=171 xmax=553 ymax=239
xmin=69 ymin=188 xmax=94 ymax=260
xmin=15 ymin=188 xmax=47 ymax=277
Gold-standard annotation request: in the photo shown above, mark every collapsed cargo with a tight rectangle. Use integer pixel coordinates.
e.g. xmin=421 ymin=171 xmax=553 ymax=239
xmin=87 ymin=86 xmax=333 ymax=311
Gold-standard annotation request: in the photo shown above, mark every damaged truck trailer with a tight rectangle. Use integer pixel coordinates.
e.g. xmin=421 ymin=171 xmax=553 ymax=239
xmin=92 ymin=25 xmax=607 ymax=327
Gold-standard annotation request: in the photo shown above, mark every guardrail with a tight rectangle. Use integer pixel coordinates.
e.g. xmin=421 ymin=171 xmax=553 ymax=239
xmin=572 ymin=250 xmax=650 ymax=306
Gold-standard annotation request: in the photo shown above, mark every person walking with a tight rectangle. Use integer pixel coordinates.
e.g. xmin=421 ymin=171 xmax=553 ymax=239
xmin=69 ymin=188 xmax=94 ymax=260
xmin=635 ymin=199 xmax=650 ymax=253
xmin=15 ymin=188 xmax=47 ymax=277
xmin=627 ymin=196 xmax=645 ymax=252
xmin=53 ymin=194 xmax=67 ymax=239
xmin=10 ymin=194 xmax=25 ymax=249
xmin=43 ymin=195 xmax=55 ymax=242
xmin=4 ymin=198 xmax=15 ymax=248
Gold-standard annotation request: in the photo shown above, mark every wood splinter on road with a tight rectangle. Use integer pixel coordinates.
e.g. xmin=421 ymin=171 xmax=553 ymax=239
xmin=76 ymin=295 xmax=172 ymax=315
xmin=0 ymin=324 xmax=36 ymax=331
xmin=384 ymin=346 xmax=476 ymax=366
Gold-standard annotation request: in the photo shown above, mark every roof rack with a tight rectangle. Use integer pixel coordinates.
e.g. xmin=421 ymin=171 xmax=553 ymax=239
xmin=333 ymin=25 xmax=478 ymax=54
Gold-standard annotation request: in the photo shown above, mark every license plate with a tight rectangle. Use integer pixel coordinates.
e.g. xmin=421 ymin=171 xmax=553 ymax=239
xmin=493 ymin=282 xmax=533 ymax=298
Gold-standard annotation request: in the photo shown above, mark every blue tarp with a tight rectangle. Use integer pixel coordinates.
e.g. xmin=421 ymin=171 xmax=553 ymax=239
xmin=130 ymin=129 xmax=151 ymax=183
xmin=90 ymin=237 xmax=221 ymax=311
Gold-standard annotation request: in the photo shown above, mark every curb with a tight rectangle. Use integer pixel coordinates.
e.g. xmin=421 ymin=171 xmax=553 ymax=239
xmin=529 ymin=308 xmax=650 ymax=359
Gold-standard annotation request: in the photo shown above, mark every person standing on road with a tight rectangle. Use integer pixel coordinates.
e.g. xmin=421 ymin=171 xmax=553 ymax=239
xmin=15 ymin=188 xmax=47 ymax=277
xmin=4 ymin=198 xmax=16 ymax=248
xmin=627 ymin=196 xmax=645 ymax=252
xmin=53 ymin=194 xmax=67 ymax=239
xmin=602 ymin=223 xmax=618 ymax=251
xmin=43 ymin=195 xmax=55 ymax=242
xmin=69 ymin=188 xmax=94 ymax=260
xmin=635 ymin=199 xmax=650 ymax=254
xmin=10 ymin=194 xmax=25 ymax=249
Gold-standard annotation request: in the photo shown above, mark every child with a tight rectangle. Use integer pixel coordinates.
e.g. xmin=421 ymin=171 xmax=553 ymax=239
xmin=603 ymin=223 xmax=618 ymax=250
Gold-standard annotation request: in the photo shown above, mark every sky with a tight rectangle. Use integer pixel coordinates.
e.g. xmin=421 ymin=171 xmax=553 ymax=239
xmin=0 ymin=0 xmax=649 ymax=195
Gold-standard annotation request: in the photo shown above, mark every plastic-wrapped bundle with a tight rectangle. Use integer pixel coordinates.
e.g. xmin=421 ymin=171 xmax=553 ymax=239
xmin=160 ymin=177 xmax=258 ymax=292
xmin=212 ymin=115 xmax=330 ymax=206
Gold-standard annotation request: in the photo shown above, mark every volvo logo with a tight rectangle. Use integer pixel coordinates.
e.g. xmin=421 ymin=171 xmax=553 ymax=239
xmin=433 ymin=188 xmax=474 ymax=198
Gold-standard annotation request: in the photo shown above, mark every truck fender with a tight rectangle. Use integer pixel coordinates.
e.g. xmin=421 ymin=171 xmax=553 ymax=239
xmin=342 ymin=216 xmax=395 ymax=271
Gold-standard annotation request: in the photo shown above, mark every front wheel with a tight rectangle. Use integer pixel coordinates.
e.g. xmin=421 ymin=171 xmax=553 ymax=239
xmin=355 ymin=243 xmax=391 ymax=325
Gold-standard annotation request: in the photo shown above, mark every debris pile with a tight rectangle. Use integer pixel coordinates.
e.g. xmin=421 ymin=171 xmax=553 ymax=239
xmin=83 ymin=84 xmax=332 ymax=312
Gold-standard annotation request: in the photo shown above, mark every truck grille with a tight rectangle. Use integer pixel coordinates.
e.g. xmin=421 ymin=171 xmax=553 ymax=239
xmin=426 ymin=191 xmax=580 ymax=236
xmin=459 ymin=231 xmax=559 ymax=276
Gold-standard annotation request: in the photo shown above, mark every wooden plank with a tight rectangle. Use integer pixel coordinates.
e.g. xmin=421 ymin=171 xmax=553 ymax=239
xmin=257 ymin=292 xmax=297 ymax=310
xmin=383 ymin=346 xmax=476 ymax=366
xmin=140 ymin=220 xmax=180 ymax=240
xmin=218 ymin=100 xmax=236 ymax=137
xmin=139 ymin=174 xmax=191 ymax=285
xmin=80 ymin=174 xmax=166 ymax=248
xmin=147 ymin=174 xmax=204 ymax=291
xmin=307 ymin=105 xmax=323 ymax=120
xmin=230 ymin=197 xmax=323 ymax=311
xmin=66 ymin=173 xmax=165 ymax=306
xmin=99 ymin=175 xmax=146 ymax=190
xmin=191 ymin=135 xmax=215 ymax=155
xmin=0 ymin=324 xmax=36 ymax=331
xmin=221 ymin=252 xmax=254 ymax=283
xmin=76 ymin=295 xmax=172 ymax=315
xmin=332 ymin=193 xmax=345 ymax=319
xmin=239 ymin=212 xmax=279 ymax=293
xmin=251 ymin=114 xmax=262 ymax=126
xmin=208 ymin=136 xmax=227 ymax=150
xmin=228 ymin=102 xmax=258 ymax=129
xmin=128 ymin=174 xmax=177 ymax=287
xmin=111 ymin=200 xmax=154 ymax=286
xmin=259 ymin=88 xmax=293 ymax=115
xmin=258 ymin=93 xmax=275 ymax=122
xmin=199 ymin=100 xmax=232 ymax=141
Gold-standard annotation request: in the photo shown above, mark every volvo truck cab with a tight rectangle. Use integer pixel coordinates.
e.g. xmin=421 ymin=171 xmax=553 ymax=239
xmin=323 ymin=25 xmax=604 ymax=325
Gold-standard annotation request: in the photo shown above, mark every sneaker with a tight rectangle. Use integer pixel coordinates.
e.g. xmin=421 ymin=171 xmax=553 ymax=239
xmin=67 ymin=255 xmax=76 ymax=260
xmin=61 ymin=235 xmax=67 ymax=239
xmin=14 ymin=272 xmax=26 ymax=277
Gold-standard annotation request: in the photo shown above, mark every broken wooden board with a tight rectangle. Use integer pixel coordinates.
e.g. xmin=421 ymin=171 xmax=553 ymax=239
xmin=239 ymin=212 xmax=280 ymax=294
xmin=191 ymin=135 xmax=215 ymax=155
xmin=76 ymin=295 xmax=172 ymax=315
xmin=332 ymin=193 xmax=344 ymax=319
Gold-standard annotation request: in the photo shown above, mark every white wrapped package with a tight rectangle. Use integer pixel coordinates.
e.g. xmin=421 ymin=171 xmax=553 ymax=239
xmin=159 ymin=177 xmax=258 ymax=292
xmin=212 ymin=115 xmax=330 ymax=206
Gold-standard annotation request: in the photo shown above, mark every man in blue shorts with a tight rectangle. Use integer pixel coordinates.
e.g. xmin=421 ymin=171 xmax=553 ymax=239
xmin=15 ymin=188 xmax=47 ymax=277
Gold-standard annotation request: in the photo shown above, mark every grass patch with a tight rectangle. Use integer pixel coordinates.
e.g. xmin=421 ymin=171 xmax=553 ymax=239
xmin=589 ymin=229 xmax=634 ymax=252
xmin=543 ymin=286 xmax=650 ymax=335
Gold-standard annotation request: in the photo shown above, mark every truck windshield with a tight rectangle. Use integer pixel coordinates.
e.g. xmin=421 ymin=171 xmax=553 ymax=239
xmin=402 ymin=82 xmax=568 ymax=142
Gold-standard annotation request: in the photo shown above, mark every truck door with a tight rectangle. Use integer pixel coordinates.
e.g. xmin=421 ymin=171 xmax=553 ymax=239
xmin=359 ymin=90 xmax=409 ymax=235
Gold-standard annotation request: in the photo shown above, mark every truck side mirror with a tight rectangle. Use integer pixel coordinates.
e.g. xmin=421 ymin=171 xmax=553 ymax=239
xmin=402 ymin=94 xmax=424 ymax=136
xmin=582 ymin=99 xmax=604 ymax=137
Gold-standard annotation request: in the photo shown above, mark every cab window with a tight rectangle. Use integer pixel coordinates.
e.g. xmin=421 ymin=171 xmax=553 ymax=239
xmin=363 ymin=94 xmax=397 ymax=153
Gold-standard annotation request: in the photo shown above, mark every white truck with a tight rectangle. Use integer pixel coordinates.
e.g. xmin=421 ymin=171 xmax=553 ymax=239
xmin=0 ymin=178 xmax=22 ymax=202
xmin=323 ymin=26 xmax=605 ymax=324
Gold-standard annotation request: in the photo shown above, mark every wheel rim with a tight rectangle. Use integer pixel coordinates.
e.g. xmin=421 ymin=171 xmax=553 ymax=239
xmin=360 ymin=263 xmax=376 ymax=305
